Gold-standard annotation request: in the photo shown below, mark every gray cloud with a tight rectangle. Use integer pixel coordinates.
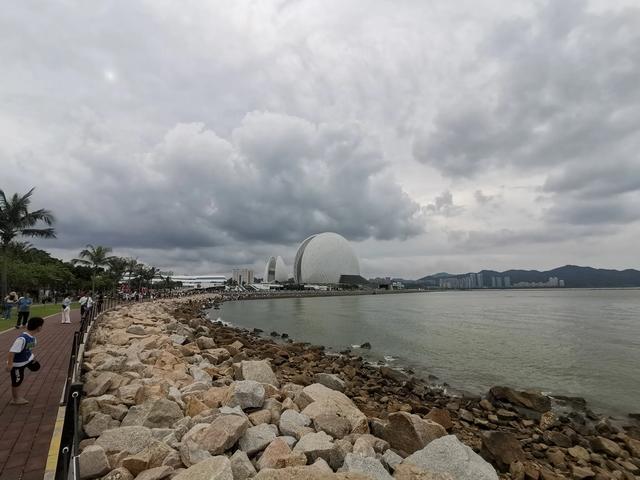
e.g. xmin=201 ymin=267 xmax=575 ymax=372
xmin=414 ymin=1 xmax=640 ymax=176
xmin=1 ymin=0 xmax=638 ymax=277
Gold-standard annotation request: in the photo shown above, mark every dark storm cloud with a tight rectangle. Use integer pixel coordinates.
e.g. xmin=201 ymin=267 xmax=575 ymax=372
xmin=5 ymin=114 xmax=424 ymax=257
xmin=412 ymin=0 xmax=640 ymax=228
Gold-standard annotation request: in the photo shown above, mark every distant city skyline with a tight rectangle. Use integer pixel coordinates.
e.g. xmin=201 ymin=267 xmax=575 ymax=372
xmin=2 ymin=1 xmax=639 ymax=278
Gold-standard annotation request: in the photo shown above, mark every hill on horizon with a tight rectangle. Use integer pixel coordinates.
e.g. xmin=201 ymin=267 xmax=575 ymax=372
xmin=416 ymin=265 xmax=640 ymax=288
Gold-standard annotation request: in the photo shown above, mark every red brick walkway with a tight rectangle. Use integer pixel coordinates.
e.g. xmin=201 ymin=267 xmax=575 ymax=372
xmin=0 ymin=309 xmax=80 ymax=480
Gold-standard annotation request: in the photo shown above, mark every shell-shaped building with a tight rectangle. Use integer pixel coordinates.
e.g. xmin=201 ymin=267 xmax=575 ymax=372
xmin=264 ymin=256 xmax=289 ymax=283
xmin=293 ymin=232 xmax=360 ymax=284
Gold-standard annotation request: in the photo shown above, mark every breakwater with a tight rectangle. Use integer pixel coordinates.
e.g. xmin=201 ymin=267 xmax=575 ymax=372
xmin=77 ymin=295 xmax=640 ymax=480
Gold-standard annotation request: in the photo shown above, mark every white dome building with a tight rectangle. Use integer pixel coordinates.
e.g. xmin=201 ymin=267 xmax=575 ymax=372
xmin=293 ymin=232 xmax=360 ymax=284
xmin=264 ymin=256 xmax=289 ymax=283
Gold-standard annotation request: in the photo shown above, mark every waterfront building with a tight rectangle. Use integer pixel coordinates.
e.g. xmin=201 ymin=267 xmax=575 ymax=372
xmin=293 ymin=232 xmax=360 ymax=284
xmin=232 ymin=268 xmax=254 ymax=286
xmin=264 ymin=256 xmax=289 ymax=283
xmin=504 ymin=276 xmax=511 ymax=287
xmin=172 ymin=275 xmax=226 ymax=289
xmin=477 ymin=273 xmax=484 ymax=288
xmin=496 ymin=277 xmax=503 ymax=288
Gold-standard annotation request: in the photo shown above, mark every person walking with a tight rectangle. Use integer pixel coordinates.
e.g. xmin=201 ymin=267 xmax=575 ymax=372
xmin=3 ymin=291 xmax=18 ymax=320
xmin=83 ymin=293 xmax=94 ymax=321
xmin=78 ymin=293 xmax=88 ymax=318
xmin=61 ymin=295 xmax=72 ymax=324
xmin=6 ymin=316 xmax=44 ymax=405
xmin=16 ymin=293 xmax=33 ymax=328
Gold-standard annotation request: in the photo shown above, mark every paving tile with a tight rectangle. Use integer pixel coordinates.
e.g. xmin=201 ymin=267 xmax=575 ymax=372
xmin=0 ymin=309 xmax=80 ymax=478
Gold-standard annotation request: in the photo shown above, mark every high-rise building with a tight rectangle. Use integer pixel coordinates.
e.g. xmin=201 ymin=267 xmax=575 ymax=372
xmin=491 ymin=276 xmax=496 ymax=288
xmin=476 ymin=273 xmax=484 ymax=288
xmin=232 ymin=268 xmax=254 ymax=285
xmin=504 ymin=276 xmax=511 ymax=288
xmin=496 ymin=277 xmax=503 ymax=288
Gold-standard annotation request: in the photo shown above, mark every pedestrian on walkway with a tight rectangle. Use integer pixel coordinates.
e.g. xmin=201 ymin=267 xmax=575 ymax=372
xmin=83 ymin=292 xmax=94 ymax=321
xmin=78 ymin=292 xmax=88 ymax=318
xmin=3 ymin=291 xmax=18 ymax=320
xmin=6 ymin=316 xmax=44 ymax=405
xmin=61 ymin=295 xmax=72 ymax=324
xmin=16 ymin=293 xmax=33 ymax=328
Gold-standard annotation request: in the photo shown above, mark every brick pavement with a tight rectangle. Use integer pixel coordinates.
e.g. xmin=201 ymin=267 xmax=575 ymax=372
xmin=0 ymin=309 xmax=80 ymax=480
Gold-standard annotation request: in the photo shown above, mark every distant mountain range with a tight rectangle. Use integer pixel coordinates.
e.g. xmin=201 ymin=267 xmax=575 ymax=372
xmin=413 ymin=265 xmax=640 ymax=288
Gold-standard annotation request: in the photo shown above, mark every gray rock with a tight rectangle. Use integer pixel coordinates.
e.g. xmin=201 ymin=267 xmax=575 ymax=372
xmin=236 ymin=360 xmax=279 ymax=386
xmin=239 ymin=423 xmax=279 ymax=456
xmin=223 ymin=380 xmax=266 ymax=410
xmin=172 ymin=456 xmax=233 ymax=480
xmin=402 ymin=435 xmax=499 ymax=480
xmin=83 ymin=413 xmax=120 ymax=438
xmin=96 ymin=426 xmax=154 ymax=455
xmin=311 ymin=458 xmax=334 ymax=473
xmin=340 ymin=453 xmax=393 ymax=480
xmin=179 ymin=424 xmax=213 ymax=467
xmin=292 ymin=431 xmax=338 ymax=466
xmin=78 ymin=445 xmax=110 ymax=479
xmin=279 ymin=410 xmax=313 ymax=439
xmin=189 ymin=366 xmax=213 ymax=385
xmin=381 ymin=449 xmax=403 ymax=471
xmin=126 ymin=325 xmax=147 ymax=335
xmin=282 ymin=436 xmax=297 ymax=449
xmin=313 ymin=373 xmax=346 ymax=393
xmin=230 ymin=450 xmax=257 ymax=480
xmin=170 ymin=334 xmax=187 ymax=345
xmin=299 ymin=384 xmax=368 ymax=435
xmin=313 ymin=414 xmax=351 ymax=439
xmin=121 ymin=399 xmax=184 ymax=429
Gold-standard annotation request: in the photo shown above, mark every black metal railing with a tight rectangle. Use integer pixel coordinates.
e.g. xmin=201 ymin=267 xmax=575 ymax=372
xmin=55 ymin=296 xmax=121 ymax=479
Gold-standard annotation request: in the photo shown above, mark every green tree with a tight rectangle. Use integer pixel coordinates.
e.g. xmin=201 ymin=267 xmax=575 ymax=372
xmin=72 ymin=244 xmax=114 ymax=293
xmin=0 ymin=188 xmax=56 ymax=299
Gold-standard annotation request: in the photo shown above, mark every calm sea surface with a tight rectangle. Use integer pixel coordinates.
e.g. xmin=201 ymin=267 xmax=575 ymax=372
xmin=215 ymin=289 xmax=640 ymax=416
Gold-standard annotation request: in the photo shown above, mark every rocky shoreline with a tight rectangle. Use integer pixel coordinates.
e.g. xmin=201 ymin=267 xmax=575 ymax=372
xmin=77 ymin=295 xmax=640 ymax=480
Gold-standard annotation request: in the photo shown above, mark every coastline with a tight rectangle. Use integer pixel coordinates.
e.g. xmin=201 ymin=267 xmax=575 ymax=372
xmin=77 ymin=295 xmax=640 ymax=480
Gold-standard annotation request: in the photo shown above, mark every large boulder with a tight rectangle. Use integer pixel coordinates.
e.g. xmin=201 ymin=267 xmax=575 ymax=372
xmin=393 ymin=464 xmax=454 ymax=480
xmin=313 ymin=414 xmax=352 ymax=440
xmin=224 ymin=380 xmax=266 ymax=410
xmin=299 ymin=384 xmax=368 ymax=434
xmin=172 ymin=456 xmax=234 ymax=480
xmin=488 ymin=386 xmax=551 ymax=413
xmin=402 ymin=435 xmax=499 ymax=480
xmin=83 ymin=413 xmax=120 ymax=438
xmin=339 ymin=453 xmax=393 ymax=480
xmin=121 ymin=399 xmax=183 ymax=429
xmin=382 ymin=412 xmax=446 ymax=454
xmin=189 ymin=414 xmax=251 ymax=455
xmin=591 ymin=436 xmax=623 ymax=457
xmin=96 ymin=426 xmax=154 ymax=455
xmin=179 ymin=424 xmax=213 ymax=467
xmin=239 ymin=423 xmax=279 ymax=456
xmin=78 ymin=445 xmax=110 ymax=479
xmin=236 ymin=360 xmax=280 ymax=386
xmin=134 ymin=466 xmax=174 ymax=480
xmin=480 ymin=432 xmax=526 ymax=472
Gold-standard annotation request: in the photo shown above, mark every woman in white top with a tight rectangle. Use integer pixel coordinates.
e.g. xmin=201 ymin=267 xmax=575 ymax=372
xmin=61 ymin=296 xmax=71 ymax=324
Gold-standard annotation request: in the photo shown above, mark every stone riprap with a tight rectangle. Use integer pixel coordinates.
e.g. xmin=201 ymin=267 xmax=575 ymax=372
xmin=76 ymin=296 xmax=640 ymax=480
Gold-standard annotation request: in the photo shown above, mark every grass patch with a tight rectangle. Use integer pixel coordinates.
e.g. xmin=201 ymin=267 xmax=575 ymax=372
xmin=0 ymin=303 xmax=79 ymax=332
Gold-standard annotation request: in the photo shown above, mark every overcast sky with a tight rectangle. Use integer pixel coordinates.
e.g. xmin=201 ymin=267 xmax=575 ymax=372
xmin=2 ymin=0 xmax=639 ymax=278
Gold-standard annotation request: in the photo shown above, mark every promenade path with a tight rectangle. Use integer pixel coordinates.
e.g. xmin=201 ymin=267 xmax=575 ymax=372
xmin=0 ymin=309 xmax=80 ymax=480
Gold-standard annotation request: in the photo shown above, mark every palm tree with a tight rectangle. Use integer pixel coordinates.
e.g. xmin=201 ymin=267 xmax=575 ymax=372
xmin=107 ymin=256 xmax=129 ymax=294
xmin=72 ymin=244 xmax=114 ymax=293
xmin=0 ymin=188 xmax=56 ymax=299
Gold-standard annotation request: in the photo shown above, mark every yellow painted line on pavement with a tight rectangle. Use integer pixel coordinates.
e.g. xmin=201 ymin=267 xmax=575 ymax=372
xmin=44 ymin=405 xmax=66 ymax=477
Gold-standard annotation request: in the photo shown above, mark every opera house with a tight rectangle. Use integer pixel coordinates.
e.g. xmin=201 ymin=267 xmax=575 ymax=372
xmin=263 ymin=256 xmax=289 ymax=283
xmin=293 ymin=232 xmax=361 ymax=284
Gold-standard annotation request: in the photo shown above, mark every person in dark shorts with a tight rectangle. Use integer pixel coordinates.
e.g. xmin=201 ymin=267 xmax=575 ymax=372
xmin=6 ymin=316 xmax=44 ymax=405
